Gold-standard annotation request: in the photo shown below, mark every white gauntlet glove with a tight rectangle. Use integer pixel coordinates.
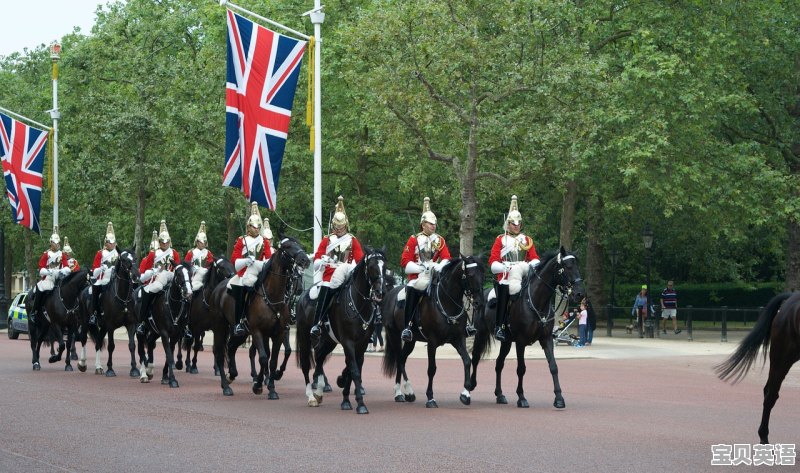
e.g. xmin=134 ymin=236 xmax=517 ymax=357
xmin=140 ymin=269 xmax=154 ymax=282
xmin=529 ymin=258 xmax=540 ymax=268
xmin=404 ymin=261 xmax=424 ymax=275
xmin=434 ymin=259 xmax=449 ymax=272
xmin=490 ymin=261 xmax=506 ymax=275
xmin=60 ymin=267 xmax=71 ymax=276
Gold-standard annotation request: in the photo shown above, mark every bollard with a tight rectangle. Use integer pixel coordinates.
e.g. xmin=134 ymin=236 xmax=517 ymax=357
xmin=721 ymin=305 xmax=728 ymax=342
xmin=606 ymin=304 xmax=613 ymax=337
xmin=686 ymin=305 xmax=693 ymax=341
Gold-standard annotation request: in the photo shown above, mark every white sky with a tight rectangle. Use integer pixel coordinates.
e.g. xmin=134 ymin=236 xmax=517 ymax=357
xmin=0 ymin=1 xmax=111 ymax=57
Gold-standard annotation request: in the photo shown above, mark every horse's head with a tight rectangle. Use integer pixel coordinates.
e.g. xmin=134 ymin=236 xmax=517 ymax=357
xmin=555 ymin=247 xmax=584 ymax=303
xmin=362 ymin=248 xmax=388 ymax=305
xmin=459 ymin=254 xmax=486 ymax=308
xmin=276 ymin=236 xmax=310 ymax=278
xmin=173 ymin=264 xmax=193 ymax=302
xmin=211 ymin=257 xmax=235 ymax=283
xmin=117 ymin=250 xmax=139 ymax=281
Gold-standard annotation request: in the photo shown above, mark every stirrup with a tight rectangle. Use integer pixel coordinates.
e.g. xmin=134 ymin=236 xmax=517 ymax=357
xmin=136 ymin=322 xmax=145 ymax=335
xmin=495 ymin=326 xmax=507 ymax=342
xmin=184 ymin=327 xmax=193 ymax=338
xmin=465 ymin=324 xmax=477 ymax=337
xmin=401 ymin=327 xmax=413 ymax=342
xmin=89 ymin=314 xmax=97 ymax=326
xmin=310 ymin=324 xmax=321 ymax=337
xmin=233 ymin=321 xmax=248 ymax=337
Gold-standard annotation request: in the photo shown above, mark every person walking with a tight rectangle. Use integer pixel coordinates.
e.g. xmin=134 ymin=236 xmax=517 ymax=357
xmin=575 ymin=300 xmax=588 ymax=348
xmin=631 ymin=285 xmax=649 ymax=338
xmin=660 ymin=280 xmax=681 ymax=335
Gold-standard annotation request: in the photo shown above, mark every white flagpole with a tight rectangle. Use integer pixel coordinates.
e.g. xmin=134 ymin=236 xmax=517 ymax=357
xmin=307 ymin=3 xmax=324 ymax=277
xmin=220 ymin=1 xmax=310 ymax=41
xmin=0 ymin=106 xmax=49 ymax=130
xmin=49 ymin=43 xmax=61 ymax=228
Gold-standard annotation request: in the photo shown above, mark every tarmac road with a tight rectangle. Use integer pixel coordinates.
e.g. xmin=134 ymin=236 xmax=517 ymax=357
xmin=0 ymin=329 xmax=797 ymax=472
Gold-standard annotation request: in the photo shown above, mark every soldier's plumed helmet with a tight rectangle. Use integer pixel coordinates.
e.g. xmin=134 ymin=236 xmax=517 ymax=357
xmin=63 ymin=237 xmax=73 ymax=255
xmin=104 ymin=221 xmax=116 ymax=245
xmin=331 ymin=196 xmax=348 ymax=230
xmin=247 ymin=202 xmax=262 ymax=230
xmin=149 ymin=230 xmax=158 ymax=252
xmin=420 ymin=196 xmax=437 ymax=225
xmin=261 ymin=217 xmax=273 ymax=240
xmin=49 ymin=225 xmax=60 ymax=245
xmin=158 ymin=220 xmax=171 ymax=244
xmin=195 ymin=221 xmax=208 ymax=245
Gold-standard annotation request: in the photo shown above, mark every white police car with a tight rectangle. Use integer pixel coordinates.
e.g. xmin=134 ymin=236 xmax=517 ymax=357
xmin=7 ymin=292 xmax=28 ymax=339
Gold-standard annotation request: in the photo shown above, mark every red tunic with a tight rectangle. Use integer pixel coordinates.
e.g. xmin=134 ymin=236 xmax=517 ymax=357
xmin=139 ymin=248 xmax=181 ymax=284
xmin=92 ymin=249 xmax=119 ymax=271
xmin=400 ymin=233 xmax=452 ymax=281
xmin=184 ymin=248 xmax=215 ymax=267
xmin=313 ymin=234 xmax=364 ymax=282
xmin=38 ymin=251 xmax=69 ymax=279
xmin=230 ymin=236 xmax=272 ymax=277
xmin=488 ymin=233 xmax=540 ymax=282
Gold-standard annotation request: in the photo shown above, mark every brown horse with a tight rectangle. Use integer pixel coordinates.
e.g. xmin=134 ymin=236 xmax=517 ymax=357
xmin=716 ymin=292 xmax=800 ymax=444
xmin=469 ymin=248 xmax=584 ymax=408
xmin=381 ymin=255 xmax=485 ymax=408
xmin=209 ymin=236 xmax=309 ymax=397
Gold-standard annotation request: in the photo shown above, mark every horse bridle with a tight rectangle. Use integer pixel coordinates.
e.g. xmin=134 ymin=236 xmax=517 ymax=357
xmin=432 ymin=259 xmax=479 ymax=324
xmin=56 ymin=273 xmax=86 ymax=317
xmin=111 ymin=252 xmax=136 ymax=308
xmin=258 ymin=239 xmax=307 ymax=314
xmin=343 ymin=252 xmax=385 ymax=329
xmin=526 ymin=253 xmax=583 ymax=323
xmin=160 ymin=265 xmax=192 ymax=326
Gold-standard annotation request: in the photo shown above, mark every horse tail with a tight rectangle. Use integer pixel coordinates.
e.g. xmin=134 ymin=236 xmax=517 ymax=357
xmin=715 ymin=291 xmax=790 ymax=383
xmin=295 ymin=300 xmax=316 ymax=371
xmin=381 ymin=331 xmax=398 ymax=378
xmin=471 ymin=306 xmax=494 ymax=360
xmin=88 ymin=324 xmax=105 ymax=350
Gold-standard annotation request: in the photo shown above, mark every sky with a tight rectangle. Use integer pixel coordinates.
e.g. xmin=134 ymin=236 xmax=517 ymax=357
xmin=0 ymin=1 xmax=111 ymax=57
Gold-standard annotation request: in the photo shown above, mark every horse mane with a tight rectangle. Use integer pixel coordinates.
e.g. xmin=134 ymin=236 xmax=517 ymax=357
xmin=253 ymin=237 xmax=301 ymax=288
xmin=62 ymin=267 xmax=89 ymax=286
xmin=438 ymin=255 xmax=464 ymax=279
xmin=537 ymin=250 xmax=558 ymax=269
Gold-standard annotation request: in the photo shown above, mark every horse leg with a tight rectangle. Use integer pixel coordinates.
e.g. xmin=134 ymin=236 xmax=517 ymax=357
xmin=468 ymin=329 xmax=489 ymax=391
xmin=398 ymin=340 xmax=416 ymax=402
xmin=160 ymin=334 xmax=179 ymax=388
xmin=49 ymin=327 xmax=65 ymax=363
xmin=137 ymin=333 xmax=149 ymax=383
xmin=514 ymin=341 xmax=529 ymax=408
xmin=105 ymin=336 xmax=116 ymax=377
xmin=274 ymin=327 xmax=291 ymax=381
xmin=78 ymin=342 xmax=87 ymax=372
xmin=453 ymin=338 xmax=471 ymax=405
xmin=63 ymin=327 xmax=76 ymax=371
xmin=352 ymin=348 xmax=368 ymax=414
xmin=541 ymin=336 xmax=565 ymax=408
xmin=339 ymin=361 xmax=353 ymax=411
xmin=70 ymin=337 xmax=78 ymax=361
xmin=214 ymin=330 xmax=233 ymax=396
xmin=128 ymin=327 xmax=140 ymax=378
xmin=494 ymin=341 xmax=513 ymax=404
xmin=425 ymin=344 xmax=438 ymax=408
xmin=175 ymin=340 xmax=184 ymax=371
xmin=310 ymin=339 xmax=336 ymax=406
xmin=30 ymin=322 xmax=42 ymax=370
xmin=266 ymin=335 xmax=281 ymax=400
xmin=758 ymin=353 xmax=793 ymax=444
xmin=189 ymin=336 xmax=200 ymax=374
xmin=251 ymin=334 xmax=267 ymax=395
xmin=226 ymin=336 xmax=242 ymax=382
xmin=94 ymin=342 xmax=104 ymax=375
xmin=249 ymin=344 xmax=258 ymax=382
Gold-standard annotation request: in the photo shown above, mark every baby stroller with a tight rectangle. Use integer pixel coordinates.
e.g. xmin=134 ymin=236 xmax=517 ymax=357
xmin=553 ymin=311 xmax=580 ymax=346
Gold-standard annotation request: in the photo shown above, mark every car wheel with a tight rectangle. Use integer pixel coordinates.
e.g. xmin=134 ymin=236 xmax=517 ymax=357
xmin=7 ymin=319 xmax=19 ymax=340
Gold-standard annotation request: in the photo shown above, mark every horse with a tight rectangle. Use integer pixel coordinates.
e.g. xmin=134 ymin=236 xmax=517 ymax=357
xmin=380 ymin=255 xmax=485 ymax=408
xmin=176 ymin=257 xmax=235 ymax=374
xmin=25 ymin=268 xmax=90 ymax=371
xmin=135 ymin=264 xmax=193 ymax=388
xmin=715 ymin=292 xmax=800 ymax=444
xmin=468 ymin=248 xmax=584 ymax=408
xmin=295 ymin=248 xmax=388 ymax=413
xmin=76 ymin=250 xmax=141 ymax=378
xmin=209 ymin=236 xmax=309 ymax=397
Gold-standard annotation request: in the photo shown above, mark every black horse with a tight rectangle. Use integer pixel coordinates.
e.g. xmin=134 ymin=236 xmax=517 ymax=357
xmin=176 ymin=257 xmax=235 ymax=374
xmin=469 ymin=248 xmax=584 ymax=408
xmin=382 ymin=255 xmax=485 ymax=408
xmin=209 ymin=236 xmax=309 ymax=397
xmin=26 ymin=268 xmax=90 ymax=371
xmin=135 ymin=264 xmax=193 ymax=388
xmin=716 ymin=292 xmax=800 ymax=444
xmin=296 ymin=248 xmax=387 ymax=413
xmin=77 ymin=250 xmax=140 ymax=378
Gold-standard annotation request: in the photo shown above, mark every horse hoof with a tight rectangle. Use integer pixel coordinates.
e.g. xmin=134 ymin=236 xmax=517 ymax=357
xmin=161 ymin=378 xmax=170 ymax=385
xmin=341 ymin=401 xmax=353 ymax=410
xmin=140 ymin=377 xmax=149 ymax=383
xmin=426 ymin=400 xmax=438 ymax=408
xmin=32 ymin=363 xmax=41 ymax=371
xmin=48 ymin=355 xmax=60 ymax=364
xmin=554 ymin=398 xmax=565 ymax=409
xmin=308 ymin=399 xmax=319 ymax=407
xmin=175 ymin=361 xmax=183 ymax=370
xmin=394 ymin=395 xmax=406 ymax=403
xmin=323 ymin=384 xmax=332 ymax=393
xmin=78 ymin=363 xmax=87 ymax=373
xmin=252 ymin=385 xmax=263 ymax=395
xmin=95 ymin=368 xmax=104 ymax=375
xmin=130 ymin=368 xmax=140 ymax=378
xmin=405 ymin=393 xmax=416 ymax=403
xmin=105 ymin=370 xmax=116 ymax=378
xmin=189 ymin=367 xmax=199 ymax=374
xmin=517 ymin=399 xmax=529 ymax=408
xmin=223 ymin=387 xmax=234 ymax=396
xmin=268 ymin=391 xmax=279 ymax=400
xmin=170 ymin=380 xmax=179 ymax=388
xmin=496 ymin=395 xmax=508 ymax=405
xmin=313 ymin=393 xmax=323 ymax=403
xmin=64 ymin=365 xmax=73 ymax=372
xmin=460 ymin=394 xmax=471 ymax=405
xmin=336 ymin=376 xmax=345 ymax=388
xmin=227 ymin=375 xmax=236 ymax=383
xmin=185 ymin=365 xmax=191 ymax=373
xmin=273 ymin=370 xmax=284 ymax=381
xmin=71 ymin=352 xmax=78 ymax=361
xmin=147 ymin=373 xmax=154 ymax=380
xmin=356 ymin=405 xmax=369 ymax=414
xmin=214 ymin=367 xmax=220 ymax=376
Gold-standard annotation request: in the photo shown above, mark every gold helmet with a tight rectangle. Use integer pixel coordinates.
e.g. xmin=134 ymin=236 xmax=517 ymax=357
xmin=331 ymin=196 xmax=348 ymax=231
xmin=195 ymin=221 xmax=208 ymax=245
xmin=504 ymin=195 xmax=522 ymax=231
xmin=63 ymin=236 xmax=73 ymax=255
xmin=420 ymin=196 xmax=437 ymax=225
xmin=261 ymin=217 xmax=273 ymax=241
xmin=149 ymin=230 xmax=158 ymax=252
xmin=158 ymin=220 xmax=171 ymax=244
xmin=246 ymin=202 xmax=263 ymax=230
xmin=104 ymin=221 xmax=116 ymax=245
xmin=49 ymin=224 xmax=60 ymax=245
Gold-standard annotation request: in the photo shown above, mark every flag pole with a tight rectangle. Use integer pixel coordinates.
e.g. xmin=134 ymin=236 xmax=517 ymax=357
xmin=305 ymin=3 xmax=324 ymax=280
xmin=49 ymin=42 xmax=61 ymax=228
xmin=0 ymin=106 xmax=50 ymax=130
xmin=220 ymin=1 xmax=310 ymax=41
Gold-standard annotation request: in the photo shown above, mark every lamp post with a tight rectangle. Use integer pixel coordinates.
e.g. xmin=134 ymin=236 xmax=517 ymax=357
xmin=642 ymin=224 xmax=654 ymax=338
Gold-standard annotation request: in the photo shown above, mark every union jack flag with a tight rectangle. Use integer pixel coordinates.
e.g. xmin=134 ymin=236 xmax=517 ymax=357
xmin=224 ymin=10 xmax=307 ymax=209
xmin=0 ymin=112 xmax=47 ymax=234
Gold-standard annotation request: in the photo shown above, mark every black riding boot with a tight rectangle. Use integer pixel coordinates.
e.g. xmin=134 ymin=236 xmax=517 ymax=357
xmin=232 ymin=285 xmax=248 ymax=336
xmin=494 ymin=285 xmax=510 ymax=342
xmin=401 ymin=288 xmax=421 ymax=342
xmin=29 ymin=288 xmax=43 ymax=324
xmin=136 ymin=291 xmax=153 ymax=335
xmin=310 ymin=286 xmax=331 ymax=340
xmin=90 ymin=285 xmax=102 ymax=325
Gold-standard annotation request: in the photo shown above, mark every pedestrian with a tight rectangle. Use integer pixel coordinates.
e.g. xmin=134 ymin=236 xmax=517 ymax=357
xmin=660 ymin=280 xmax=682 ymax=335
xmin=575 ymin=300 xmax=588 ymax=348
xmin=631 ymin=285 xmax=649 ymax=338
xmin=585 ymin=297 xmax=597 ymax=346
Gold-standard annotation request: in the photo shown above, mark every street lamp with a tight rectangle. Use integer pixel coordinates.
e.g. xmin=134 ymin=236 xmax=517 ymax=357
xmin=642 ymin=224 xmax=654 ymax=338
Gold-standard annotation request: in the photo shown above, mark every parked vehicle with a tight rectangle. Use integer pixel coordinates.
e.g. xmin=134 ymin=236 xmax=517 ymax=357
xmin=7 ymin=292 xmax=28 ymax=339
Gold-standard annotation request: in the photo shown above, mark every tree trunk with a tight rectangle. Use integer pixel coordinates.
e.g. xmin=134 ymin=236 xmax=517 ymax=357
xmin=135 ymin=181 xmax=145 ymax=258
xmin=458 ymin=112 xmax=479 ymax=256
xmin=24 ymin=229 xmax=34 ymax=290
xmin=560 ymin=180 xmax=577 ymax=249
xmin=585 ymin=197 xmax=605 ymax=308
xmin=787 ymin=219 xmax=800 ymax=291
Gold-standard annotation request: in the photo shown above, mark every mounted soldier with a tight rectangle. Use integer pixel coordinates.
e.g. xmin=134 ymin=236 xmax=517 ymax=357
xmin=29 ymin=225 xmax=70 ymax=323
xmin=309 ymin=196 xmax=364 ymax=340
xmin=489 ymin=195 xmax=540 ymax=342
xmin=230 ymin=202 xmax=272 ymax=336
xmin=63 ymin=237 xmax=80 ymax=272
xmin=185 ymin=221 xmax=215 ymax=293
xmin=89 ymin=222 xmax=119 ymax=326
xmin=400 ymin=197 xmax=453 ymax=342
xmin=137 ymin=220 xmax=181 ymax=334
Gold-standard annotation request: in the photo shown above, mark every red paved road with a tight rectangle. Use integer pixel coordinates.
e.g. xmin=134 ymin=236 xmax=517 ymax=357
xmin=0 ymin=335 xmax=797 ymax=472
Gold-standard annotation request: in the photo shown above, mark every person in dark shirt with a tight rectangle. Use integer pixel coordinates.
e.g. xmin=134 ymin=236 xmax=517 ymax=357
xmin=660 ymin=280 xmax=681 ymax=335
